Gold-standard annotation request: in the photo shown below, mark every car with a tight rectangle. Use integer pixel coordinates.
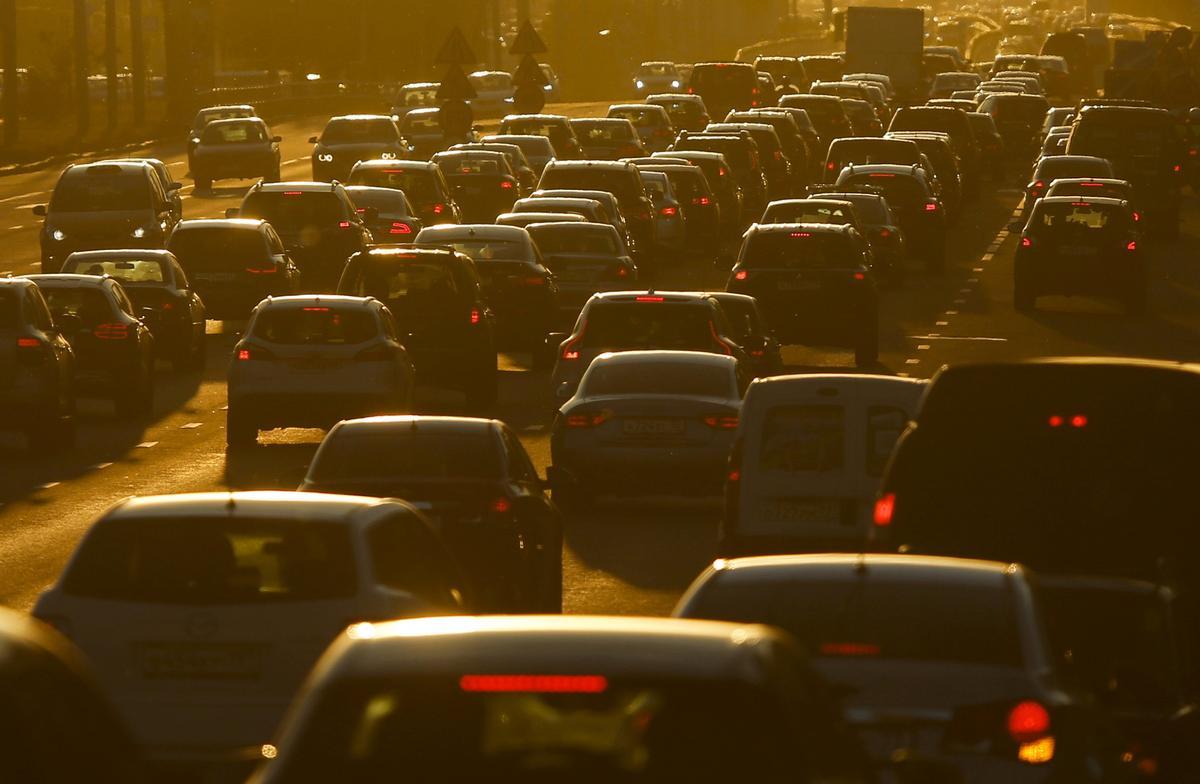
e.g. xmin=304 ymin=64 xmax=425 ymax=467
xmin=1042 ymin=177 xmax=1133 ymax=202
xmin=1041 ymin=128 xmax=1070 ymax=157
xmin=60 ymin=249 xmax=205 ymax=370
xmin=227 ymin=295 xmax=415 ymax=445
xmin=979 ymin=93 xmax=1053 ymax=171
xmin=337 ymin=246 xmax=497 ymax=408
xmin=721 ymin=374 xmax=923 ymax=555
xmin=166 ymin=219 xmax=299 ymax=320
xmin=32 ymin=491 xmax=465 ymax=776
xmin=247 ymin=615 xmax=872 ymax=783
xmin=431 ymin=150 xmax=520 ymax=223
xmin=1014 ymin=196 xmax=1144 ymax=314
xmin=23 ymin=273 xmax=155 ymax=418
xmin=1066 ymin=105 xmax=1185 ymax=238
xmin=755 ymin=56 xmax=808 ymax=93
xmin=835 ymin=164 xmax=946 ymax=271
xmin=637 ymin=169 xmax=687 ymax=258
xmin=539 ymin=63 xmax=562 ymax=102
xmin=0 ymin=607 xmax=143 ymax=782
xmin=634 ymin=60 xmax=684 ymax=96
xmin=930 ymin=71 xmax=982 ymax=98
xmin=675 ymin=554 xmax=1127 ymax=782
xmin=778 ymin=95 xmax=853 ymax=157
xmin=887 ymin=106 xmax=980 ymax=195
xmin=966 ymin=111 xmax=1007 ymax=180
xmin=450 ymin=140 xmax=538 ymax=194
xmin=299 ymin=415 xmax=563 ymax=612
xmin=537 ymin=160 xmax=655 ymax=258
xmin=234 ymin=181 xmax=373 ymax=291
xmin=810 ymin=79 xmax=876 ymax=106
xmin=525 ymin=221 xmax=638 ymax=316
xmin=607 ymin=103 xmax=676 ymax=152
xmin=186 ymin=103 xmax=255 ymax=167
xmin=468 ymin=70 xmax=515 ymax=117
xmin=1021 ymin=155 xmax=1115 ymax=224
xmin=389 ymin=81 xmax=439 ymax=119
xmin=35 ymin=160 xmax=180 ymax=274
xmin=884 ymin=131 xmax=963 ymax=222
xmin=759 ymin=197 xmax=863 ymax=231
xmin=706 ymin=291 xmax=781 ymax=377
xmin=529 ymin=187 xmax=637 ymax=257
xmin=569 ymin=117 xmax=647 ymax=160
xmin=927 ymin=98 xmax=977 ymax=113
xmin=344 ymin=185 xmax=423 ymax=241
xmin=651 ymin=150 xmax=743 ymax=238
xmin=118 ymin=157 xmax=184 ymax=223
xmin=550 ymin=350 xmax=744 ymax=506
xmin=727 ymin=223 xmax=877 ymax=365
xmin=822 ymin=136 xmax=924 ymax=182
xmin=549 ymin=290 xmax=744 ymax=398
xmin=687 ymin=62 xmax=762 ymax=119
xmin=839 ymin=98 xmax=884 ymax=137
xmin=498 ymin=114 xmax=583 ymax=160
xmin=495 ymin=211 xmax=588 ymax=229
xmin=726 ymin=110 xmax=812 ymax=190
xmin=309 ymin=114 xmax=410 ymax=183
xmin=396 ymin=107 xmax=477 ymax=158
xmin=803 ymin=186 xmax=907 ymax=284
xmin=188 ymin=117 xmax=281 ymax=192
xmin=797 ymin=54 xmax=845 ymax=83
xmin=705 ymin=121 xmax=792 ymax=199
xmin=512 ymin=195 xmax=607 ymax=224
xmin=1041 ymin=106 xmax=1076 ymax=139
xmin=348 ymin=159 xmax=463 ymax=228
xmin=414 ymin=224 xmax=557 ymax=349
xmin=480 ymin=133 xmax=558 ymax=175
xmin=672 ymin=131 xmax=767 ymax=223
xmin=629 ymin=162 xmax=720 ymax=252
xmin=0 ymin=277 xmax=76 ymax=451
xmin=645 ymin=92 xmax=711 ymax=132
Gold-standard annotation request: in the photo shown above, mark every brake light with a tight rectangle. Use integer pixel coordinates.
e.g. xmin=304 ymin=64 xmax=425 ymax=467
xmin=790 ymin=231 xmax=811 ymax=238
xmin=490 ymin=497 xmax=512 ymax=514
xmin=565 ymin=411 xmax=608 ymax=428
xmin=1071 ymin=414 xmax=1088 ymax=428
xmin=469 ymin=308 xmax=481 ymax=324
xmin=389 ymin=222 xmax=413 ymax=235
xmin=236 ymin=345 xmax=274 ymax=361
xmin=924 ymin=201 xmax=938 ymax=212
xmin=523 ymin=276 xmax=546 ymax=286
xmin=283 ymin=191 xmax=303 ymax=196
xmin=500 ymin=180 xmax=514 ymax=189
xmin=1080 ymin=181 xmax=1102 ymax=187
xmin=614 ymin=265 xmax=630 ymax=279
xmin=1008 ymin=701 xmax=1051 ymax=745
xmin=338 ymin=221 xmax=352 ymax=229
xmin=687 ymin=86 xmax=694 ymax=94
xmin=1173 ymin=163 xmax=1182 ymax=172
xmin=692 ymin=196 xmax=711 ymax=206
xmin=718 ymin=167 xmax=727 ymax=177
xmin=460 ymin=675 xmax=608 ymax=693
xmin=1126 ymin=240 xmax=1137 ymax=251
xmin=432 ymin=203 xmax=446 ymax=215
xmin=1132 ymin=211 xmax=1141 ymax=222
xmin=1190 ymin=148 xmax=1198 ymax=157
xmin=703 ymin=414 xmax=739 ymax=429
xmin=734 ymin=269 xmax=748 ymax=280
xmin=1031 ymin=179 xmax=1045 ymax=193
xmin=16 ymin=337 xmax=40 ymax=348
xmin=561 ymin=328 xmax=583 ymax=360
xmin=773 ymin=150 xmax=783 ymax=161
xmin=853 ymin=271 xmax=866 ymax=280
xmin=869 ymin=172 xmax=895 ymax=178
xmin=246 ymin=265 xmax=277 ymax=274
xmin=873 ymin=492 xmax=895 ymax=526
xmin=1021 ymin=236 xmax=1032 ymax=247
xmin=660 ymin=206 xmax=678 ymax=217
xmin=820 ymin=642 xmax=881 ymax=656
xmin=878 ymin=228 xmax=891 ymax=239
xmin=94 ymin=323 xmax=129 ymax=340
xmin=636 ymin=295 xmax=665 ymax=302
xmin=303 ymin=306 xmax=330 ymax=312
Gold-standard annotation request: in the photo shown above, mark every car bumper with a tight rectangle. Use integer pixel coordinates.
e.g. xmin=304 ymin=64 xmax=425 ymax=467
xmin=551 ymin=442 xmax=731 ymax=494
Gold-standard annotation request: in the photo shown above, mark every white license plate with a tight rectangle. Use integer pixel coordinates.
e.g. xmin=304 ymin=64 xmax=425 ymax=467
xmin=762 ymin=499 xmax=841 ymax=525
xmin=194 ymin=272 xmax=237 ymax=283
xmin=137 ymin=643 xmax=263 ymax=679
xmin=622 ymin=418 xmax=685 ymax=436
xmin=778 ymin=279 xmax=821 ymax=291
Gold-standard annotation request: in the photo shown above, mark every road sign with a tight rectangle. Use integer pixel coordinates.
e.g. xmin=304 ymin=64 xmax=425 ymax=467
xmin=509 ymin=19 xmax=548 ymax=55
xmin=436 ymin=64 xmax=477 ymax=101
xmin=436 ymin=26 xmax=478 ymax=65
xmin=514 ymin=54 xmax=549 ymax=88
xmin=512 ymin=84 xmax=546 ymax=114
xmin=439 ymin=99 xmax=474 ymax=137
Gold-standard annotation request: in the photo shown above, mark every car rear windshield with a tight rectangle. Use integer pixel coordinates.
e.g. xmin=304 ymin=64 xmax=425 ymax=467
xmin=350 ymin=169 xmax=439 ymax=203
xmin=252 ymin=307 xmax=377 ymax=345
xmin=0 ymin=290 xmax=17 ymax=329
xmin=62 ymin=258 xmax=166 ymax=285
xmin=659 ymin=170 xmax=707 ymax=202
xmin=529 ymin=225 xmax=620 ymax=255
xmin=840 ymin=173 xmax=927 ymax=210
xmin=322 ymin=119 xmax=398 ymax=144
xmin=742 ymin=232 xmax=857 ymax=268
xmin=201 ymin=122 xmax=267 ymax=144
xmin=470 ymin=73 xmax=512 ymax=91
xmin=986 ymin=97 xmax=1051 ymax=124
xmin=690 ymin=65 xmax=757 ymax=93
xmin=830 ymin=140 xmax=921 ymax=167
xmin=581 ymin=302 xmax=713 ymax=350
xmin=689 ymin=577 xmax=1021 ymax=665
xmin=62 ymin=517 xmax=357 ymax=604
xmin=651 ymin=98 xmax=704 ymax=117
xmin=1036 ymin=159 xmax=1112 ymax=181
xmin=574 ymin=122 xmax=635 ymax=143
xmin=438 ymin=156 xmax=504 ymax=175
xmin=1034 ymin=202 xmax=1119 ymax=230
xmin=397 ymin=87 xmax=437 ymax=107
xmin=1070 ymin=116 xmax=1172 ymax=160
xmin=50 ymin=171 xmax=152 ymax=212
xmin=169 ymin=228 xmax=268 ymax=269
xmin=346 ymin=189 xmax=411 ymax=216
xmin=582 ymin=362 xmax=733 ymax=398
xmin=240 ymin=192 xmax=346 ymax=231
xmin=538 ymin=169 xmax=639 ymax=203
xmin=311 ymin=431 xmax=500 ymax=482
xmin=194 ymin=108 xmax=253 ymax=131
xmin=826 ymin=195 xmax=887 ymax=223
xmin=436 ymin=240 xmax=526 ymax=263
xmin=400 ymin=113 xmax=441 ymax=132
xmin=39 ymin=287 xmax=116 ymax=326
xmin=504 ymin=120 xmax=571 ymax=147
xmin=346 ymin=260 xmax=459 ymax=306
xmin=609 ymin=107 xmax=664 ymax=127
xmin=762 ymin=203 xmax=855 ymax=225
xmin=265 ymin=677 xmax=792 ymax=780
xmin=675 ymin=139 xmax=753 ymax=171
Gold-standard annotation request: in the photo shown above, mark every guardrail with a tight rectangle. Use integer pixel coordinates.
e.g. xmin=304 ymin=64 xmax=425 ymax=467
xmin=192 ymin=80 xmax=394 ymax=124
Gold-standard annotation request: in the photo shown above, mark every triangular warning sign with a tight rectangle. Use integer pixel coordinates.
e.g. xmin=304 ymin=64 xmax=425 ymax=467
xmin=508 ymin=20 xmax=548 ymax=55
xmin=514 ymin=54 xmax=550 ymax=87
xmin=435 ymin=27 xmax=478 ymax=65
xmin=436 ymin=65 xmax=478 ymax=101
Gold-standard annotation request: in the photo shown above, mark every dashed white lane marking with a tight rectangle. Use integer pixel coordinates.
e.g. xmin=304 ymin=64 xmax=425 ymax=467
xmin=908 ymin=335 xmax=1008 ymax=342
xmin=936 ymin=320 xmax=949 ymax=326
xmin=135 ymin=441 xmax=158 ymax=448
xmin=7 ymin=225 xmax=23 ymax=231
xmin=897 ymin=372 xmax=910 ymax=377
xmin=284 ymin=157 xmax=305 ymax=165
xmin=953 ymin=298 xmax=967 ymax=304
xmin=973 ymin=267 xmax=984 ymax=272
xmin=181 ymin=422 xmax=203 ymax=429
xmin=945 ymin=310 xmax=958 ymax=315
xmin=0 ymin=191 xmax=46 ymax=205
xmin=905 ymin=358 xmax=921 ymax=365
xmin=968 ymin=278 xmax=979 ymax=283
xmin=90 ymin=462 xmax=113 ymax=470
xmin=37 ymin=482 xmax=59 ymax=490
xmin=917 ymin=344 xmax=931 ymax=350
xmin=959 ymin=287 xmax=972 ymax=293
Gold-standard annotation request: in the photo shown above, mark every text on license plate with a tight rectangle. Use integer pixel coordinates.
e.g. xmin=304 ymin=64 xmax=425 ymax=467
xmin=136 ymin=642 xmax=264 ymax=680
xmin=622 ymin=418 xmax=685 ymax=435
xmin=762 ymin=499 xmax=842 ymax=525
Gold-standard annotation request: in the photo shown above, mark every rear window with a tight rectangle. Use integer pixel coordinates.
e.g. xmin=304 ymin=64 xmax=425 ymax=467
xmin=651 ymin=99 xmax=704 ymax=116
xmin=675 ymin=139 xmax=753 ymax=171
xmin=839 ymin=173 xmax=927 ymax=210
xmin=201 ymin=122 xmax=267 ymax=144
xmin=169 ymin=228 xmax=268 ymax=270
xmin=346 ymin=189 xmax=411 ymax=216
xmin=39 ymin=287 xmax=116 ymax=327
xmin=1070 ymin=117 xmax=1172 ymax=160
xmin=251 ymin=307 xmax=378 ymax=345
xmin=538 ymin=169 xmax=640 ymax=203
xmin=829 ymin=140 xmax=915 ymax=168
xmin=435 ymin=240 xmax=526 ymax=263
xmin=1035 ymin=202 xmax=1117 ymax=230
xmin=51 ymin=170 xmax=152 ymax=212
xmin=400 ymin=113 xmax=441 ymax=132
xmin=62 ymin=258 xmax=166 ymax=285
xmin=986 ymin=97 xmax=1051 ymax=124
xmin=762 ymin=203 xmax=854 ymax=226
xmin=688 ymin=577 xmax=1021 ymax=666
xmin=397 ymin=87 xmax=437 ymax=107
xmin=581 ymin=362 xmax=733 ymax=398
xmin=343 ymin=260 xmax=462 ymax=313
xmin=62 ymin=518 xmax=357 ymax=604
xmin=0 ymin=290 xmax=18 ymax=329
xmin=580 ymin=302 xmax=713 ymax=350
xmin=609 ymin=107 xmax=664 ymax=127
xmin=690 ymin=65 xmax=757 ymax=93
xmin=504 ymin=120 xmax=571 ymax=146
xmin=438 ymin=156 xmax=503 ymax=175
xmin=573 ymin=121 xmax=634 ymax=143
xmin=831 ymin=195 xmax=887 ymax=224
xmin=742 ymin=232 xmax=858 ymax=269
xmin=758 ymin=406 xmax=844 ymax=472
xmin=1036 ymin=159 xmax=1112 ymax=181
xmin=240 ymin=191 xmax=347 ymax=230
xmin=311 ymin=432 xmax=501 ymax=481
xmin=322 ymin=119 xmax=398 ymax=145
xmin=528 ymin=225 xmax=619 ymax=255
xmin=350 ymin=169 xmax=439 ymax=203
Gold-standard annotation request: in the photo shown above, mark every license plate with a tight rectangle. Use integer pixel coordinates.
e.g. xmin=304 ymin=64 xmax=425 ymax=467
xmin=137 ymin=642 xmax=263 ymax=680
xmin=193 ymin=272 xmax=237 ymax=283
xmin=778 ymin=279 xmax=821 ymax=291
xmin=622 ymin=418 xmax=685 ymax=436
xmin=555 ymin=269 xmax=596 ymax=283
xmin=761 ymin=499 xmax=842 ymax=525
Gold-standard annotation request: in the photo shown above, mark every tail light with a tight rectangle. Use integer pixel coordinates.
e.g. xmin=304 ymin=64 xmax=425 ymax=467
xmin=500 ymin=180 xmax=514 ymax=189
xmin=469 ymin=308 xmax=481 ymax=324
xmin=1008 ymin=701 xmax=1051 ymax=745
xmin=94 ymin=323 xmax=129 ymax=340
xmin=612 ymin=264 xmax=630 ymax=279
xmin=1021 ymin=236 xmax=1032 ymax=247
xmin=560 ymin=332 xmax=583 ymax=360
xmin=1173 ymin=163 xmax=1182 ymax=172
xmin=659 ymin=206 xmax=678 ymax=217
xmin=1126 ymin=240 xmax=1137 ymax=251
xmin=1030 ymin=179 xmax=1045 ymax=195
xmin=1190 ymin=148 xmax=1198 ymax=157
xmin=432 ymin=203 xmax=446 ymax=215
xmin=853 ymin=272 xmax=866 ymax=281
xmin=687 ymin=86 xmax=694 ymax=94
xmin=236 ymin=345 xmax=274 ymax=361
xmin=773 ymin=150 xmax=783 ymax=161
xmin=692 ymin=196 xmax=712 ymax=206
xmin=389 ymin=222 xmax=413 ymax=235
xmin=703 ymin=414 xmax=739 ymax=429
xmin=523 ymin=276 xmax=546 ymax=286
xmin=16 ymin=337 xmax=47 ymax=365
xmin=354 ymin=345 xmax=393 ymax=362
xmin=873 ymin=492 xmax=895 ymax=526
xmin=246 ymin=265 xmax=278 ymax=275
xmin=733 ymin=269 xmax=748 ymax=281
xmin=460 ymin=674 xmax=607 ymax=693
xmin=878 ymin=228 xmax=892 ymax=239
xmin=338 ymin=221 xmax=353 ymax=229
xmin=565 ymin=411 xmax=608 ymax=428
xmin=489 ymin=497 xmax=512 ymax=514
xmin=923 ymin=201 xmax=939 ymax=212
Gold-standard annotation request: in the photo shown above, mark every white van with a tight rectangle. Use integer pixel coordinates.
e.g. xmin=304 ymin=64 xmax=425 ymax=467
xmin=721 ymin=374 xmax=926 ymax=555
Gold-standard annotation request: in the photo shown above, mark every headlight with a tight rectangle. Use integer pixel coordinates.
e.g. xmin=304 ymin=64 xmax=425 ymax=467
xmin=671 ymin=80 xmax=681 ymax=89
xmin=317 ymin=153 xmax=334 ymax=162
xmin=132 ymin=226 xmax=147 ymax=239
xmin=51 ymin=229 xmax=66 ymax=241
xmin=636 ymin=80 xmax=645 ymax=89
xmin=543 ymin=84 xmax=552 ymax=91
xmin=380 ymin=151 xmax=398 ymax=160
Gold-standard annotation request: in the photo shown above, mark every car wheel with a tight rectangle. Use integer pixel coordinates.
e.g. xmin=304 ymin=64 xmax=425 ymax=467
xmin=115 ymin=365 xmax=154 ymax=419
xmin=226 ymin=406 xmax=257 ymax=449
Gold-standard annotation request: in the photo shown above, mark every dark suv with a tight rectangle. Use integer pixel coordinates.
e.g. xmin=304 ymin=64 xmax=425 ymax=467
xmin=348 ymin=160 xmax=463 ymax=228
xmin=338 ymin=247 xmax=498 ymax=408
xmin=309 ymin=114 xmax=411 ymax=183
xmin=887 ymin=106 xmax=980 ymax=195
xmin=0 ymin=277 xmax=76 ymax=450
xmin=672 ymin=131 xmax=768 ymax=224
xmin=688 ymin=62 xmax=762 ymax=119
xmin=836 ymin=164 xmax=946 ymax=271
xmin=235 ymin=181 xmax=372 ymax=291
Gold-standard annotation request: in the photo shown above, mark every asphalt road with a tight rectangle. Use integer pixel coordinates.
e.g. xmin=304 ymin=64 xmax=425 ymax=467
xmin=1 ymin=98 xmax=1198 ymax=616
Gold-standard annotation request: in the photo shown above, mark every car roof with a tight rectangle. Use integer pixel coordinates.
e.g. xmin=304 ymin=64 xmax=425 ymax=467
xmin=204 ymin=116 xmax=267 ymax=128
xmin=332 ymin=415 xmax=500 ymax=436
xmin=504 ymin=113 xmax=569 ymax=122
xmin=0 ymin=276 xmax=38 ymax=292
xmin=173 ymin=218 xmax=267 ymax=231
xmin=497 ymin=212 xmax=587 ymax=223
xmin=400 ymin=81 xmax=439 ymax=89
xmin=418 ymin=224 xmax=530 ymax=241
xmin=359 ymin=246 xmax=463 ymax=262
xmin=483 ymin=134 xmax=554 ymax=144
xmin=571 ymin=117 xmax=630 ymax=125
xmin=707 ymin=553 xmax=1021 ymax=588
xmin=533 ymin=188 xmax=618 ymax=201
xmin=747 ymin=372 xmax=925 ymax=401
xmin=23 ymin=273 xmax=115 ymax=287
xmin=771 ymin=197 xmax=856 ymax=209
xmin=198 ymin=104 xmax=254 ymax=113
xmin=105 ymin=491 xmax=408 ymax=526
xmin=403 ymin=107 xmax=440 ymax=119
xmin=256 ymin=294 xmax=375 ymax=310
xmin=353 ymin=159 xmax=437 ymax=171
xmin=65 ymin=159 xmax=153 ymax=175
xmin=841 ymin=163 xmax=926 ymax=176
xmin=1036 ymin=155 xmax=1111 ymax=167
xmin=63 ymin=249 xmax=177 ymax=261
xmin=1038 ymin=195 xmax=1128 ymax=207
xmin=1046 ymin=177 xmax=1129 ymax=186
xmin=646 ymin=93 xmax=702 ymax=102
xmin=590 ymin=349 xmax=737 ymax=369
xmin=609 ymin=103 xmax=664 ymax=112
xmin=327 ymin=114 xmax=394 ymax=123
xmin=525 ymin=221 xmax=614 ymax=233
xmin=517 ymin=197 xmax=602 ymax=208
xmin=321 ymin=615 xmax=792 ymax=681
xmin=747 ymin=221 xmax=856 ymax=236
xmin=545 ymin=160 xmax=637 ymax=171
xmin=434 ymin=149 xmax=506 ymax=160
xmin=254 ymin=181 xmax=339 ymax=193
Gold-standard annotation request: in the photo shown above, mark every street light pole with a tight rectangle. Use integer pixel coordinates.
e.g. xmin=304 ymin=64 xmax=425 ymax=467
xmin=1 ymin=0 xmax=18 ymax=147
xmin=106 ymin=0 xmax=119 ymax=132
xmin=130 ymin=0 xmax=145 ymax=126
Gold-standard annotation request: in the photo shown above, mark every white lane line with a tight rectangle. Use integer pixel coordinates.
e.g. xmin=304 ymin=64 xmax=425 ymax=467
xmin=981 ymin=254 xmax=993 ymax=262
xmin=945 ymin=310 xmax=958 ymax=315
xmin=935 ymin=320 xmax=949 ymax=326
xmin=973 ymin=267 xmax=984 ymax=272
xmin=968 ymin=278 xmax=979 ymax=283
xmin=906 ymin=335 xmax=1008 ymax=342
xmin=7 ymin=225 xmax=22 ymax=231
xmin=905 ymin=358 xmax=921 ymax=365
xmin=37 ymin=482 xmax=59 ymax=490
xmin=167 ymin=161 xmax=186 ymax=168
xmin=917 ymin=344 xmax=931 ymax=350
xmin=135 ymin=441 xmax=158 ymax=448
xmin=953 ymin=298 xmax=967 ymax=304
xmin=90 ymin=462 xmax=114 ymax=470
xmin=959 ymin=287 xmax=972 ymax=294
xmin=284 ymin=157 xmax=305 ymax=165
xmin=0 ymin=191 xmax=46 ymax=205
xmin=181 ymin=422 xmax=203 ymax=429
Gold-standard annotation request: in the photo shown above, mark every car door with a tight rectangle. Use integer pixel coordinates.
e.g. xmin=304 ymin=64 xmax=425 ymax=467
xmin=171 ymin=259 xmax=205 ymax=336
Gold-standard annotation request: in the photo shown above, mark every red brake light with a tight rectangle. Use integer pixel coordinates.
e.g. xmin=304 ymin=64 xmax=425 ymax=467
xmin=1021 ymin=236 xmax=1032 ymax=247
xmin=853 ymin=272 xmax=866 ymax=281
xmin=94 ymin=322 xmax=129 ymax=340
xmin=246 ymin=265 xmax=277 ymax=274
xmin=826 ymin=161 xmax=838 ymax=171
xmin=524 ymin=276 xmax=546 ymax=286
xmin=432 ymin=203 xmax=445 ymax=215
xmin=460 ymin=675 xmax=608 ymax=693
xmin=692 ymin=196 xmax=711 ymax=206
xmin=565 ymin=412 xmax=609 ymax=428
xmin=1048 ymin=414 xmax=1063 ymax=428
xmin=338 ymin=220 xmax=352 ymax=229
xmin=1071 ymin=414 xmax=1088 ymax=428
xmin=1031 ymin=180 xmax=1045 ymax=192
xmin=869 ymin=172 xmax=895 ymax=178
xmin=727 ymin=468 xmax=741 ymax=482
xmin=773 ymin=150 xmax=783 ymax=161
xmin=1126 ymin=240 xmax=1137 ymax=251
xmin=302 ymin=306 xmax=330 ymax=312
xmin=924 ymin=201 xmax=938 ymax=212
xmin=820 ymin=642 xmax=881 ymax=657
xmin=873 ymin=492 xmax=895 ymax=526
xmin=389 ymin=222 xmax=413 ymax=235
xmin=660 ymin=206 xmax=678 ymax=217
xmin=237 ymin=348 xmax=251 ymax=361
xmin=469 ymin=308 xmax=481 ymax=324
xmin=718 ymin=168 xmax=727 ymax=177
xmin=1008 ymin=701 xmax=1051 ymax=744
xmin=1132 ymin=211 xmax=1141 ymax=222
xmin=1173 ymin=163 xmax=1182 ymax=172
xmin=615 ymin=265 xmax=629 ymax=278
xmin=490 ymin=497 xmax=512 ymax=514
xmin=878 ymin=228 xmax=891 ymax=239
xmin=790 ymin=231 xmax=811 ymax=238
xmin=283 ymin=191 xmax=303 ymax=196
xmin=636 ymin=295 xmax=665 ymax=302
xmin=500 ymin=180 xmax=514 ymax=189
xmin=1080 ymin=181 xmax=1102 ymax=187
xmin=734 ymin=269 xmax=748 ymax=280
xmin=703 ymin=414 xmax=739 ymax=429
xmin=16 ymin=337 xmax=40 ymax=348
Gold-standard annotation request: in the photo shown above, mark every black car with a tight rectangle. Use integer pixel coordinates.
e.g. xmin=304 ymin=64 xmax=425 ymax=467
xmin=431 ymin=150 xmax=520 ymax=223
xmin=671 ymin=131 xmax=768 ymax=224
xmin=300 ymin=415 xmax=563 ymax=612
xmin=0 ymin=277 xmax=76 ymax=451
xmin=887 ymin=106 xmax=980 ymax=195
xmin=778 ymin=95 xmax=853 ymax=157
xmin=1014 ymin=196 xmax=1144 ymax=314
xmin=805 ymin=186 xmax=907 ymax=285
xmin=967 ymin=111 xmax=1007 ymax=181
xmin=166 ymin=219 xmax=300 ymax=320
xmin=836 ymin=164 xmax=946 ymax=271
xmin=536 ymin=161 xmax=655 ymax=259
xmin=24 ymin=274 xmax=155 ymax=418
xmin=652 ymin=150 xmax=744 ymax=238
xmin=728 ymin=223 xmax=877 ymax=365
xmin=633 ymin=162 xmax=721 ymax=250
xmin=707 ymin=292 xmax=781 ymax=377
xmin=186 ymin=103 xmax=255 ymax=169
xmin=727 ymin=109 xmax=812 ymax=191
xmin=979 ymin=93 xmax=1053 ymax=173
xmin=688 ymin=62 xmax=762 ymax=119
xmin=309 ymin=114 xmax=411 ymax=183
xmin=450 ymin=141 xmax=539 ymax=194
xmin=397 ymin=108 xmax=476 ymax=158
xmin=189 ymin=117 xmax=281 ymax=192
xmin=525 ymin=221 xmax=638 ymax=317
xmin=344 ymin=185 xmax=422 ymax=241
xmin=60 ymin=249 xmax=206 ymax=370
xmin=234 ymin=181 xmax=373 ymax=291
xmin=338 ymin=247 xmax=498 ymax=408
xmin=645 ymin=92 xmax=712 ymax=132
xmin=822 ymin=137 xmax=923 ymax=182
xmin=884 ymin=131 xmax=963 ymax=223
xmin=705 ymin=122 xmax=792 ymax=199
xmin=348 ymin=160 xmax=463 ymax=228
xmin=498 ymin=114 xmax=584 ymax=160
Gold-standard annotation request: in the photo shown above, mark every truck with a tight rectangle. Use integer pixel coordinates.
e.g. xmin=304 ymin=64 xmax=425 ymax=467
xmin=844 ymin=6 xmax=925 ymax=104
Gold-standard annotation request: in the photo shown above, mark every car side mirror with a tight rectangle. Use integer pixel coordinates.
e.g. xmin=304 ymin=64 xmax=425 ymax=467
xmin=225 ymin=207 xmax=240 ymax=219
xmin=272 ymin=135 xmax=283 ymax=143
xmin=308 ymin=136 xmax=319 ymax=144
xmin=168 ymin=182 xmax=183 ymax=192
xmin=556 ymin=381 xmax=573 ymax=401
xmin=32 ymin=204 xmax=47 ymax=217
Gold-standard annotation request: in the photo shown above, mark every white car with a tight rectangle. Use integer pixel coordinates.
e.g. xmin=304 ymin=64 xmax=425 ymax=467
xmin=549 ymin=350 xmax=746 ymax=508
xmin=32 ymin=491 xmax=466 ymax=772
xmin=468 ymin=70 xmax=515 ymax=117
xmin=226 ymin=295 xmax=415 ymax=447
xmin=722 ymin=373 xmax=925 ymax=556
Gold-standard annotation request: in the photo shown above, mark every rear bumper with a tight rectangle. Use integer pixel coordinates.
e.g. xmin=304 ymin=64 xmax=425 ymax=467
xmin=229 ymin=391 xmax=408 ymax=428
xmin=551 ymin=443 xmax=731 ymax=494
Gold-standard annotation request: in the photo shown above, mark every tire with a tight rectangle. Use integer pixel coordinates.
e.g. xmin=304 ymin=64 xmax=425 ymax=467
xmin=115 ymin=366 xmax=154 ymax=419
xmin=226 ymin=406 xmax=257 ymax=449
